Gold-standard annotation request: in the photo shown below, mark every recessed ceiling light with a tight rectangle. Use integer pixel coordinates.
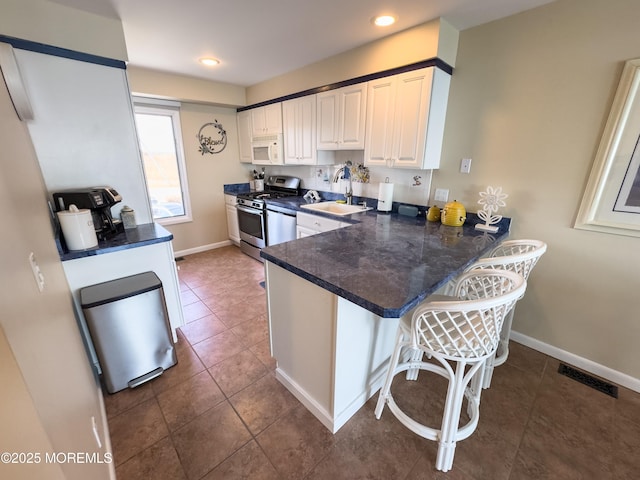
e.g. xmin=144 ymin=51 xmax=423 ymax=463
xmin=199 ymin=57 xmax=220 ymax=67
xmin=373 ymin=15 xmax=396 ymax=27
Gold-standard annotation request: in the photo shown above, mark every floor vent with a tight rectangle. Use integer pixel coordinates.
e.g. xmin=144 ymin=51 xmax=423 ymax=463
xmin=557 ymin=363 xmax=618 ymax=398
xmin=175 ymin=257 xmax=185 ymax=262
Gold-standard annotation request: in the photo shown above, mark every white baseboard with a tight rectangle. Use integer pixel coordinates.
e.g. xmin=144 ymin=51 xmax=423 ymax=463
xmin=511 ymin=331 xmax=640 ymax=393
xmin=173 ymin=240 xmax=234 ymax=258
xmin=275 ymin=365 xmax=387 ymax=434
xmin=275 ymin=368 xmax=336 ymax=433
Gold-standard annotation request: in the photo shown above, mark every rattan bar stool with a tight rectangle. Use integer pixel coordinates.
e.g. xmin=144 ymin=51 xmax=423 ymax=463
xmin=464 ymin=239 xmax=547 ymax=388
xmin=374 ymin=269 xmax=526 ymax=472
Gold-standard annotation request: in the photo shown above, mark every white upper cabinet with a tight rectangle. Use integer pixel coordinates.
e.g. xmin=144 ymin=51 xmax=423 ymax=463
xmin=364 ymin=67 xmax=450 ymax=169
xmin=283 ymin=95 xmax=319 ymax=165
xmin=251 ymin=102 xmax=282 ymax=136
xmin=236 ymin=109 xmax=253 ymax=163
xmin=317 ymin=83 xmax=367 ymax=150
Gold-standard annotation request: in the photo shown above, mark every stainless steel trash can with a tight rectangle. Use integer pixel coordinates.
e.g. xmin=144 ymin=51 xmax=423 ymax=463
xmin=80 ymin=271 xmax=177 ymax=394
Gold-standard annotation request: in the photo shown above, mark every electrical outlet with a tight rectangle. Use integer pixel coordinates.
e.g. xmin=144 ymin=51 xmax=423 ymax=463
xmin=434 ymin=188 xmax=449 ymax=202
xmin=460 ymin=158 xmax=472 ymax=174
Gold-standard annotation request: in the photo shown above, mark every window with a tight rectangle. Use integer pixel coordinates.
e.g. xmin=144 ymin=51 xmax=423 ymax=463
xmin=133 ymin=97 xmax=191 ymax=224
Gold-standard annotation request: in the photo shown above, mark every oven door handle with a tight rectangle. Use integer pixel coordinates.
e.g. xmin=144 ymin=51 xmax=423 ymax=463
xmin=237 ymin=204 xmax=263 ymax=215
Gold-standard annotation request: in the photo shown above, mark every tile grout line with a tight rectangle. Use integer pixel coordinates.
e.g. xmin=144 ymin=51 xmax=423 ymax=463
xmin=504 ymin=356 xmax=550 ymax=480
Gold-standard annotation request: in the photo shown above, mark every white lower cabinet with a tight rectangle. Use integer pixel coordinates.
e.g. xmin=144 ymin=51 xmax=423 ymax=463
xmin=225 ymin=194 xmax=240 ymax=244
xmin=296 ymin=211 xmax=347 ymax=238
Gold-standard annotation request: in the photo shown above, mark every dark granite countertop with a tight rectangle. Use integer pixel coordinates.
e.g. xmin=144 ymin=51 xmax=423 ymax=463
xmin=58 ymin=223 xmax=173 ymax=262
xmin=223 ymin=183 xmax=251 ymax=195
xmin=260 ymin=202 xmax=510 ymax=318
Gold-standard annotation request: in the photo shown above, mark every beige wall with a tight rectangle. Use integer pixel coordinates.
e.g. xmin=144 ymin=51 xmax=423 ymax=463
xmin=0 ymin=0 xmax=127 ymax=61
xmin=127 ymin=69 xmax=254 ymax=254
xmin=435 ymin=0 xmax=640 ymax=380
xmin=246 ymin=18 xmax=458 ymax=105
xmin=0 ymin=328 xmax=66 ymax=480
xmin=0 ymin=79 xmax=113 ymax=479
xmin=170 ymin=102 xmax=252 ymax=253
xmin=128 ymin=66 xmax=246 ymax=107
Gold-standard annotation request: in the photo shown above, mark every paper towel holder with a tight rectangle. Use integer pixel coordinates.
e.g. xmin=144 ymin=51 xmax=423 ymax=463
xmin=377 ymin=177 xmax=394 ymax=213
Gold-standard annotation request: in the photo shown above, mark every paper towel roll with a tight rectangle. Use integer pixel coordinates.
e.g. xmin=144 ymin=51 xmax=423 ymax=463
xmin=377 ymin=182 xmax=394 ymax=212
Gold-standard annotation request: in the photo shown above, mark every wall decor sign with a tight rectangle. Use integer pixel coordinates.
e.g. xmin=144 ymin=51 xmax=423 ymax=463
xmin=575 ymin=58 xmax=640 ymax=237
xmin=197 ymin=120 xmax=227 ymax=155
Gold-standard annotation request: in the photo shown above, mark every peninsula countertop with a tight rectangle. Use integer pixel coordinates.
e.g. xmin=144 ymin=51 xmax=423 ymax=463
xmin=260 ymin=203 xmax=510 ymax=318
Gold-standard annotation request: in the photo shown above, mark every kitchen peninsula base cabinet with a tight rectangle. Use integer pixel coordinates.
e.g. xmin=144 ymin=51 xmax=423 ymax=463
xmin=265 ymin=261 xmax=400 ymax=433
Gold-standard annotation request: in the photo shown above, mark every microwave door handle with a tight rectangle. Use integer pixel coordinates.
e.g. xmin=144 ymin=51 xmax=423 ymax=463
xmin=269 ymin=144 xmax=275 ymax=164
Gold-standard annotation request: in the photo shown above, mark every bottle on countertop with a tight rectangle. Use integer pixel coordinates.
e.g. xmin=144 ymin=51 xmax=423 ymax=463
xmin=120 ymin=205 xmax=137 ymax=229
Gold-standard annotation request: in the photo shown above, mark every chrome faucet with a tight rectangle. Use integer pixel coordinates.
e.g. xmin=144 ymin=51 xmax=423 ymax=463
xmin=333 ymin=161 xmax=353 ymax=204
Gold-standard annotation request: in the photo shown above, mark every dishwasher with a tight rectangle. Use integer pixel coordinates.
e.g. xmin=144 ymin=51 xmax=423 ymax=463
xmin=266 ymin=205 xmax=297 ymax=246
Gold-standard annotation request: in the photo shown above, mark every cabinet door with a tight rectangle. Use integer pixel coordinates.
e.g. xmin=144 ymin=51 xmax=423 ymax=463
xmin=283 ymin=96 xmax=316 ymax=165
xmin=392 ymin=68 xmax=433 ymax=169
xmin=338 ymin=83 xmax=367 ymax=149
xmin=251 ymin=107 xmax=267 ymax=136
xmin=251 ymin=103 xmax=282 ymax=135
xmin=264 ymin=103 xmax=283 ymax=134
xmin=296 ymin=225 xmax=316 ymax=239
xmin=317 ymin=84 xmax=367 ymax=151
xmin=225 ymin=203 xmax=240 ymax=244
xmin=282 ymin=100 xmax=298 ymax=163
xmin=236 ymin=110 xmax=253 ymax=163
xmin=317 ymin=91 xmax=339 ymax=150
xmin=364 ymin=77 xmax=396 ymax=166
xmin=364 ymin=67 xmax=448 ymax=170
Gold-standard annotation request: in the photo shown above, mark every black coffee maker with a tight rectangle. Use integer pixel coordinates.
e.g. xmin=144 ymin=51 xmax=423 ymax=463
xmin=53 ymin=187 xmax=123 ymax=239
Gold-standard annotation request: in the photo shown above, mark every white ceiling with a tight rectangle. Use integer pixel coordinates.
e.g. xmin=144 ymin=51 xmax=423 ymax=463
xmin=51 ymin=0 xmax=554 ymax=87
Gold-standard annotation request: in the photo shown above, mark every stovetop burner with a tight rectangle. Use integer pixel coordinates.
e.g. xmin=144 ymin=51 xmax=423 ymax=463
xmin=237 ymin=175 xmax=301 ymax=204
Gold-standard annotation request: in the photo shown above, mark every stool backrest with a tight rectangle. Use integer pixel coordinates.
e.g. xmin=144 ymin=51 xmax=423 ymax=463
xmin=412 ymin=270 xmax=526 ymax=360
xmin=468 ymin=239 xmax=547 ymax=280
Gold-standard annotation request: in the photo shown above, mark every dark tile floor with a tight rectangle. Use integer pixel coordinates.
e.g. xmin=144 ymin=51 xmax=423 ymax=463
xmin=106 ymin=246 xmax=640 ymax=480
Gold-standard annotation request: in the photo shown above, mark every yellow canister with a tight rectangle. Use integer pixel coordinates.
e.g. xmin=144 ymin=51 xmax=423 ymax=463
xmin=441 ymin=200 xmax=466 ymax=227
xmin=426 ymin=205 xmax=441 ymax=222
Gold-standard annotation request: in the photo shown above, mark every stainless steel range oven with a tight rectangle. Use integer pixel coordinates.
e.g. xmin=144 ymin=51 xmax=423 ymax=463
xmin=236 ymin=175 xmax=300 ymax=261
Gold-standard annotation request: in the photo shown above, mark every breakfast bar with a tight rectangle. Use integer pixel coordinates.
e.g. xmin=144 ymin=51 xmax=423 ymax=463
xmin=260 ymin=209 xmax=510 ymax=432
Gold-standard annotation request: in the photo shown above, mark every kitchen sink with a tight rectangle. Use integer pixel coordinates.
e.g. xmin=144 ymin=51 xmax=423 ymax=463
xmin=300 ymin=201 xmax=371 ymax=216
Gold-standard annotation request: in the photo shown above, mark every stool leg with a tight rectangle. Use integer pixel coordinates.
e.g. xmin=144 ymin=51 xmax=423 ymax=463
xmin=406 ymin=347 xmax=423 ymax=381
xmin=436 ymin=361 xmax=467 ymax=472
xmin=467 ymin=359 xmax=485 ymax=418
xmin=481 ymin=351 xmax=496 ymax=390
xmin=375 ymin=328 xmax=405 ymax=419
xmin=482 ymin=307 xmax=515 ymax=389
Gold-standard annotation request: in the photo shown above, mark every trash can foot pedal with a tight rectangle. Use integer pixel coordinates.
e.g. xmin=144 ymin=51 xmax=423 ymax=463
xmin=128 ymin=367 xmax=164 ymax=388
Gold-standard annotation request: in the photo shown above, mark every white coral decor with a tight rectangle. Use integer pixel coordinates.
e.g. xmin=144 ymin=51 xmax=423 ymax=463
xmin=476 ymin=186 xmax=508 ymax=232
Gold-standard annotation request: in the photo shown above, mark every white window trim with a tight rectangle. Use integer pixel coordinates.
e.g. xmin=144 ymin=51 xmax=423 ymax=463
xmin=133 ymin=97 xmax=192 ymax=225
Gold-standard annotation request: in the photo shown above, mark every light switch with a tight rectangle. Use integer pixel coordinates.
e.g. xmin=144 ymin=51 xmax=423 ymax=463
xmin=434 ymin=188 xmax=449 ymax=202
xmin=28 ymin=252 xmax=45 ymax=292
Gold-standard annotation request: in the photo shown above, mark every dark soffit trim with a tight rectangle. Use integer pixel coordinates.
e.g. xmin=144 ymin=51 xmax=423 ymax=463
xmin=0 ymin=34 xmax=126 ymax=70
xmin=237 ymin=57 xmax=453 ymax=112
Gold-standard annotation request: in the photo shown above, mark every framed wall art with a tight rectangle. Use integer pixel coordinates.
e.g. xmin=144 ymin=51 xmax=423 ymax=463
xmin=575 ymin=58 xmax=640 ymax=237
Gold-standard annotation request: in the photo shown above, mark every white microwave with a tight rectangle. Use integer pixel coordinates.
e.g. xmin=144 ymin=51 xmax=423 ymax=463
xmin=251 ymin=134 xmax=284 ymax=165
